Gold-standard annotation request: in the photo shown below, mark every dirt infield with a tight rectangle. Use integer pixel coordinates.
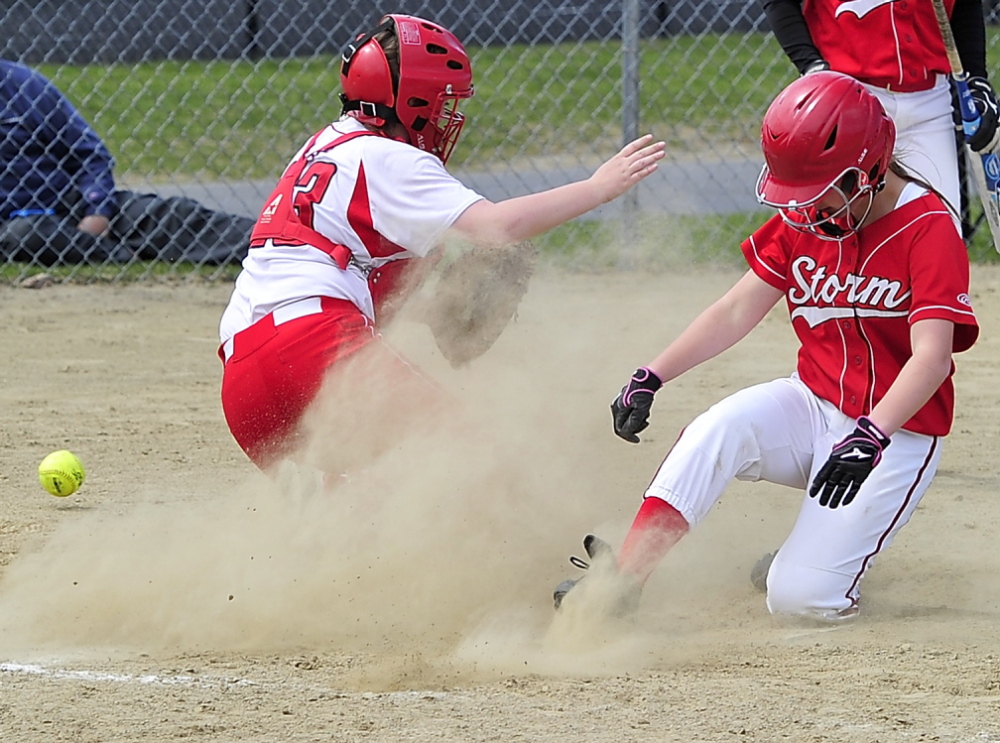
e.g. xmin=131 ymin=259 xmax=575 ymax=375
xmin=0 ymin=264 xmax=999 ymax=742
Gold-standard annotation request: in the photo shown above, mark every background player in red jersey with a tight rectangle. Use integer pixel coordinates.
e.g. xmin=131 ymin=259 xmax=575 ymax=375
xmin=554 ymin=72 xmax=979 ymax=622
xmin=762 ymin=0 xmax=1000 ymax=235
xmin=218 ymin=14 xmax=665 ymax=472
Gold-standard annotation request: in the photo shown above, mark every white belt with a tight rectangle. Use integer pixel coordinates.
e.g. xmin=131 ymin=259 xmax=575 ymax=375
xmin=272 ymin=296 xmax=323 ymax=324
xmin=221 ymin=296 xmax=324 ymax=362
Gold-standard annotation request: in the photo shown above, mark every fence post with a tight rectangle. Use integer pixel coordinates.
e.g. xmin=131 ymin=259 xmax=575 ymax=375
xmin=620 ymin=0 xmax=641 ymax=269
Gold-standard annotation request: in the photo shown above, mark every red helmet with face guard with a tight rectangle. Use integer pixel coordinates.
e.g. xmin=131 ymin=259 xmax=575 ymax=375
xmin=756 ymin=71 xmax=895 ymax=238
xmin=339 ymin=14 xmax=474 ymax=164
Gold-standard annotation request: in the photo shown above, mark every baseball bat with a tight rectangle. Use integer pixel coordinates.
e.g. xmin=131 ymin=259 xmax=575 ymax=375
xmin=931 ymin=0 xmax=1000 ymax=252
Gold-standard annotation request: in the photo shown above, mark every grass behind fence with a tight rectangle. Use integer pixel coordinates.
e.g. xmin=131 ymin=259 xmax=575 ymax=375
xmin=6 ymin=206 xmax=997 ymax=286
xmin=32 ymin=30 xmax=1000 ymax=266
xmin=39 ymin=32 xmax=789 ymax=181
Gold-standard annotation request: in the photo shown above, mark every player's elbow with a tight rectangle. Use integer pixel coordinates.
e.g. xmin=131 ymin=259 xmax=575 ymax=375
xmin=451 ymin=200 xmax=520 ymax=248
xmin=910 ymin=348 xmax=954 ymax=389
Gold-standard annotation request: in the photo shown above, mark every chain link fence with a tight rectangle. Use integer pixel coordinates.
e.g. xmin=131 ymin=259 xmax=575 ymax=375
xmin=2 ymin=0 xmax=999 ymax=283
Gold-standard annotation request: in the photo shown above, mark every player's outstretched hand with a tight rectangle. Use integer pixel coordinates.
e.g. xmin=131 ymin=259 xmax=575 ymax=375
xmin=590 ymin=134 xmax=666 ymax=204
xmin=611 ymin=367 xmax=663 ymax=443
xmin=809 ymin=416 xmax=891 ymax=509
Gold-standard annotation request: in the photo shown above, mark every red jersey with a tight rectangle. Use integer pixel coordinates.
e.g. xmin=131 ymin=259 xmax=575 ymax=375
xmin=804 ymin=0 xmax=955 ymax=91
xmin=742 ymin=188 xmax=978 ymax=436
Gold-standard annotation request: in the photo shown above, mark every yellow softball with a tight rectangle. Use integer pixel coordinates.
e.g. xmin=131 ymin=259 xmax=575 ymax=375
xmin=38 ymin=450 xmax=86 ymax=497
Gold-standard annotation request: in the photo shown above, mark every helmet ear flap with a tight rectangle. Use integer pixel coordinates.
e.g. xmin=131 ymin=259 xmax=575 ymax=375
xmin=340 ymin=24 xmax=397 ymax=124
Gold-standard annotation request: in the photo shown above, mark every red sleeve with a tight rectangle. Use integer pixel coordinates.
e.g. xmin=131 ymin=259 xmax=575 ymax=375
xmin=741 ymin=213 xmax=792 ymax=292
xmin=907 ymin=204 xmax=979 ymax=353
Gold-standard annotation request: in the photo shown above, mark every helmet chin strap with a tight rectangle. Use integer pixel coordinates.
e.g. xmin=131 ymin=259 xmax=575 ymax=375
xmin=339 ymin=93 xmax=399 ymax=124
xmin=817 ymin=221 xmax=847 ymax=238
xmin=812 ymin=173 xmax=887 ymax=239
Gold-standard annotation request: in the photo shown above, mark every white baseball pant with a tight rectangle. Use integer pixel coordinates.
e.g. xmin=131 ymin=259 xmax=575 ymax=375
xmin=643 ymin=375 xmax=942 ymax=621
xmin=867 ymin=75 xmax=962 ymax=232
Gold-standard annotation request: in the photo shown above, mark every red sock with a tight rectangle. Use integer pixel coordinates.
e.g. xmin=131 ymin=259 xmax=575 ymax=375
xmin=617 ymin=497 xmax=689 ymax=585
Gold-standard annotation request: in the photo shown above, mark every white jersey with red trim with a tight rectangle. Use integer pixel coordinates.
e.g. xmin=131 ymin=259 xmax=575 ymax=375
xmin=220 ymin=117 xmax=483 ymax=343
xmin=741 ymin=182 xmax=978 ymax=436
xmin=803 ymin=0 xmax=955 ymax=91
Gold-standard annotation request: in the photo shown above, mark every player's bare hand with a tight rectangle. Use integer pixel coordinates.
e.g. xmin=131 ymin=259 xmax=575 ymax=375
xmin=590 ymin=134 xmax=666 ymax=203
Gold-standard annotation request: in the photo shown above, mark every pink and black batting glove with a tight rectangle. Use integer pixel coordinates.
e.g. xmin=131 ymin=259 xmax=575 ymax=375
xmin=809 ymin=416 xmax=891 ymax=509
xmin=611 ymin=367 xmax=663 ymax=443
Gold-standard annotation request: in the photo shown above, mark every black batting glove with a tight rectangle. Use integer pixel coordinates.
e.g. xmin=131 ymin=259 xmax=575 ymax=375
xmin=611 ymin=367 xmax=663 ymax=443
xmin=809 ymin=416 xmax=891 ymax=509
xmin=967 ymin=77 xmax=1000 ymax=154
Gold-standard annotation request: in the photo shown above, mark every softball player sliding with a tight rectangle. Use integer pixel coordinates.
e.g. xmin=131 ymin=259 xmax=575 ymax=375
xmin=218 ymin=14 xmax=665 ymax=471
xmin=555 ymin=72 xmax=979 ymax=622
xmin=763 ymin=0 xmax=1000 ymax=230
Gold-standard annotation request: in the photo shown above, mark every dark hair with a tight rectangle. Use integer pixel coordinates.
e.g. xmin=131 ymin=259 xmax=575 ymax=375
xmin=888 ymin=159 xmax=960 ymax=222
xmin=375 ymin=29 xmax=400 ymax=95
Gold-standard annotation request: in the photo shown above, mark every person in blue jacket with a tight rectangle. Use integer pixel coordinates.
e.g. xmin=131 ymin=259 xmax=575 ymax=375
xmin=0 ymin=60 xmax=254 ymax=267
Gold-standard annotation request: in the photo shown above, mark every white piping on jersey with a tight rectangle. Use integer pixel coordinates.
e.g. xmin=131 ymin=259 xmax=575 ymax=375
xmin=834 ymin=0 xmax=897 ymax=20
xmin=911 ymin=303 xmax=977 ymax=321
xmin=859 ymin=207 xmax=949 ymax=274
xmin=790 ymin=305 xmax=909 ymax=327
xmin=746 ymin=235 xmax=784 ymax=282
xmin=835 ymin=298 xmax=850 ymax=412
xmin=890 ymin=2 xmax=904 ymax=89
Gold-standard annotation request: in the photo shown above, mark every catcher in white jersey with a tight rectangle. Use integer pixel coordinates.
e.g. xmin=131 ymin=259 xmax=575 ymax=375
xmin=218 ymin=14 xmax=665 ymax=470
xmin=763 ymin=0 xmax=1000 ymax=233
xmin=554 ymin=72 xmax=979 ymax=622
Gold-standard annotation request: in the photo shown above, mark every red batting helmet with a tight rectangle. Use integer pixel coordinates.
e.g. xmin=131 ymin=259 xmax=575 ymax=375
xmin=340 ymin=14 xmax=474 ymax=164
xmin=756 ymin=71 xmax=895 ymax=238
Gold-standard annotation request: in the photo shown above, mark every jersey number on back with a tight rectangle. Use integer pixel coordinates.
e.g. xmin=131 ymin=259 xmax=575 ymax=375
xmin=292 ymin=162 xmax=337 ymax=229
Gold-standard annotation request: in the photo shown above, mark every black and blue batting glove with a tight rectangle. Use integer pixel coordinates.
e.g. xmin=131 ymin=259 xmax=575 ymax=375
xmin=802 ymin=59 xmax=830 ymax=76
xmin=611 ymin=367 xmax=663 ymax=443
xmin=967 ymin=76 xmax=1000 ymax=154
xmin=809 ymin=416 xmax=891 ymax=509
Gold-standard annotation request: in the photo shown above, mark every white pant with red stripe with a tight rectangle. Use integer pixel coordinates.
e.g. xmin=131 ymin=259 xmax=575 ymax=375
xmin=644 ymin=375 xmax=942 ymax=621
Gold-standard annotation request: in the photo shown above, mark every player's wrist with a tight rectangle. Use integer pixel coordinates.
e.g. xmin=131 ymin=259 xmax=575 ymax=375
xmin=966 ymin=77 xmax=1000 ymax=153
xmin=856 ymin=416 xmax=891 ymax=449
xmin=632 ymin=367 xmax=663 ymax=392
xmin=802 ymin=59 xmax=830 ymax=76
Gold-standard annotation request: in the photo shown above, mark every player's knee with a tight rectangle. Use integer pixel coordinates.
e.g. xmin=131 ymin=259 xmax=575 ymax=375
xmin=764 ymin=557 xmax=858 ymax=622
xmin=685 ymin=398 xmax=760 ymax=453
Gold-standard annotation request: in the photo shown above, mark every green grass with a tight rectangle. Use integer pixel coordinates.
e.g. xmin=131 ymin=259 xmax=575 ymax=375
xmin=38 ymin=32 xmax=791 ymax=181
xmin=964 ymin=207 xmax=1000 ymax=263
xmin=1 ymin=260 xmax=242 ymax=284
xmin=41 ymin=58 xmax=345 ymax=183
xmin=31 ymin=30 xmax=1000 ymax=268
xmin=536 ymin=209 xmax=1000 ymax=269
xmin=531 ymin=211 xmax=768 ymax=271
xmin=5 ymin=207 xmax=995 ymax=286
